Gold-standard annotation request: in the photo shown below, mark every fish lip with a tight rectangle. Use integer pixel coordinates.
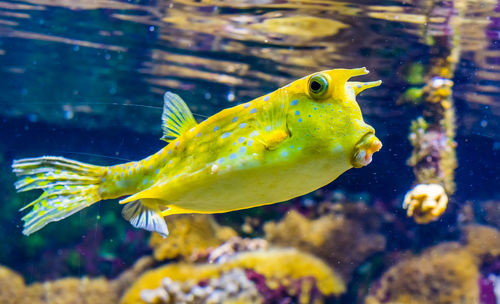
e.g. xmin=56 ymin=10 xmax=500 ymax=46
xmin=351 ymin=132 xmax=382 ymax=168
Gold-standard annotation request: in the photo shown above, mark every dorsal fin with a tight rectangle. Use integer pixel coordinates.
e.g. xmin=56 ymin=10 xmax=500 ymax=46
xmin=161 ymin=92 xmax=197 ymax=142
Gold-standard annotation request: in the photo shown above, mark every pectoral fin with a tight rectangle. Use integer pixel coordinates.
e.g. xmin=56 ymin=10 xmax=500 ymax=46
xmin=122 ymin=200 xmax=169 ymax=237
xmin=255 ymin=89 xmax=290 ymax=150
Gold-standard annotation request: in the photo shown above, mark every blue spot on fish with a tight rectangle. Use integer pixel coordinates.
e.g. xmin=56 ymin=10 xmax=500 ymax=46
xmin=218 ymin=157 xmax=225 ymax=164
xmin=243 ymin=103 xmax=250 ymax=109
xmin=357 ymin=84 xmax=362 ymax=88
xmin=238 ymin=137 xmax=245 ymax=143
xmin=232 ymin=116 xmax=238 ymax=123
xmin=221 ymin=132 xmax=231 ymax=139
xmin=239 ymin=122 xmax=247 ymax=129
xmin=290 ymin=145 xmax=294 ymax=149
xmin=213 ymin=126 xmax=220 ymax=132
xmin=248 ymin=140 xmax=254 ymax=146
xmin=250 ymin=108 xmax=257 ymax=114
xmin=298 ymin=118 xmax=303 ymax=123
xmin=239 ymin=146 xmax=246 ymax=153
xmin=281 ymin=151 xmax=288 ymax=157
xmin=197 ymin=132 xmax=201 ymax=137
xmin=229 ymin=153 xmax=237 ymax=160
xmin=295 ymin=110 xmax=300 ymax=116
xmin=155 ymin=169 xmax=160 ymax=174
xmin=263 ymin=95 xmax=270 ymax=102
xmin=290 ymin=99 xmax=298 ymax=106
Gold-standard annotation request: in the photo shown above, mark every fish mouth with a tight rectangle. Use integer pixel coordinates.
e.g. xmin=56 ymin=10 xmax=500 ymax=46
xmin=351 ymin=132 xmax=382 ymax=168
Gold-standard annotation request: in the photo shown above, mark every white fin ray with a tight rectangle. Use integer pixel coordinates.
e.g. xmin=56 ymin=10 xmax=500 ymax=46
xmin=122 ymin=200 xmax=169 ymax=237
xmin=161 ymin=92 xmax=197 ymax=142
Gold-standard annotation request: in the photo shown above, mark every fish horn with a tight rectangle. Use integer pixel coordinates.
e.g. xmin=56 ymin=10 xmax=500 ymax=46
xmin=348 ymin=80 xmax=382 ymax=95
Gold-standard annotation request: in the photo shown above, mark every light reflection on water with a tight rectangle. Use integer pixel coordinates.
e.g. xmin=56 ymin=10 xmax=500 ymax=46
xmin=0 ymin=0 xmax=499 ymax=138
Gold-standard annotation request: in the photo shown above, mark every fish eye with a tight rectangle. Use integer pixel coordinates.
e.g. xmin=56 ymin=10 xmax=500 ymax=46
xmin=308 ymin=74 xmax=329 ymax=99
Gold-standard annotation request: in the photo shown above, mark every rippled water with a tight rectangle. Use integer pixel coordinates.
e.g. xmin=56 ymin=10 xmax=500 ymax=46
xmin=0 ymin=0 xmax=498 ymax=139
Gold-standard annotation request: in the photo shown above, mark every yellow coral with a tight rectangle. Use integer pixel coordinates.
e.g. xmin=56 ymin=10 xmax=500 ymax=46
xmin=403 ymin=183 xmax=448 ymax=224
xmin=365 ymin=243 xmax=479 ymax=304
xmin=224 ymin=249 xmax=345 ymax=295
xmin=149 ymin=214 xmax=237 ymax=261
xmin=0 ymin=265 xmax=25 ymax=304
xmin=264 ymin=208 xmax=385 ymax=281
xmin=121 ymin=248 xmax=345 ymax=304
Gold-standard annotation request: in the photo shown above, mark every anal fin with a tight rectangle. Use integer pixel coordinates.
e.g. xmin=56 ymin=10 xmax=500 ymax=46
xmin=122 ymin=200 xmax=169 ymax=237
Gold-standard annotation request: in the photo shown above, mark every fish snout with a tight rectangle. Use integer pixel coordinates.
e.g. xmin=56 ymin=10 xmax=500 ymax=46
xmin=351 ymin=132 xmax=382 ymax=168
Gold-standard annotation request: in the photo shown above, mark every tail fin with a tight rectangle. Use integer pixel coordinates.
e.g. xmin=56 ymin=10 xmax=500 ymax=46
xmin=12 ymin=156 xmax=106 ymax=235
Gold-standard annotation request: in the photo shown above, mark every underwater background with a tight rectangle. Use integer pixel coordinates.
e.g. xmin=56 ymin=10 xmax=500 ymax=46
xmin=0 ymin=0 xmax=500 ymax=303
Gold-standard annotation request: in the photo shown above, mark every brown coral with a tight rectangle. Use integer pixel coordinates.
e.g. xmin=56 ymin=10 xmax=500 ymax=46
xmin=149 ymin=214 xmax=237 ymax=262
xmin=365 ymin=225 xmax=500 ymax=304
xmin=25 ymin=277 xmax=118 ymax=304
xmin=264 ymin=206 xmax=386 ymax=281
xmin=0 ymin=256 xmax=156 ymax=304
xmin=365 ymin=243 xmax=479 ymax=304
xmin=112 ymin=256 xmax=156 ymax=297
xmin=461 ymin=224 xmax=500 ymax=263
xmin=0 ymin=265 xmax=25 ymax=304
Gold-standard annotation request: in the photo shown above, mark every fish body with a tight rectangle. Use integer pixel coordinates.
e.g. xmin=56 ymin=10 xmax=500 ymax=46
xmin=13 ymin=68 xmax=382 ymax=237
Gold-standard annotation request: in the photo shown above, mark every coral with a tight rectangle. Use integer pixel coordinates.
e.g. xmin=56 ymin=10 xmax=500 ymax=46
xmin=479 ymin=275 xmax=498 ymax=304
xmin=139 ymin=268 xmax=262 ymax=304
xmin=403 ymin=1 xmax=460 ymax=225
xmin=365 ymin=243 xmax=479 ymax=304
xmin=403 ymin=183 xmax=448 ymax=224
xmin=477 ymin=200 xmax=500 ymax=229
xmin=149 ymin=215 xmax=237 ymax=262
xmin=407 ymin=117 xmax=457 ymax=195
xmin=224 ymin=249 xmax=345 ymax=296
xmin=0 ymin=256 xmax=155 ymax=304
xmin=112 ymin=256 xmax=156 ymax=297
xmin=0 ymin=265 xmax=25 ymax=304
xmin=264 ymin=207 xmax=386 ymax=281
xmin=121 ymin=248 xmax=345 ymax=304
xmin=461 ymin=224 xmax=500 ymax=263
xmin=25 ymin=277 xmax=118 ymax=304
xmin=208 ymin=237 xmax=268 ymax=263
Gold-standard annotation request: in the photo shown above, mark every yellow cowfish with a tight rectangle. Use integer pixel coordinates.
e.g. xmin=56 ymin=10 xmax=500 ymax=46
xmin=12 ymin=68 xmax=382 ymax=237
